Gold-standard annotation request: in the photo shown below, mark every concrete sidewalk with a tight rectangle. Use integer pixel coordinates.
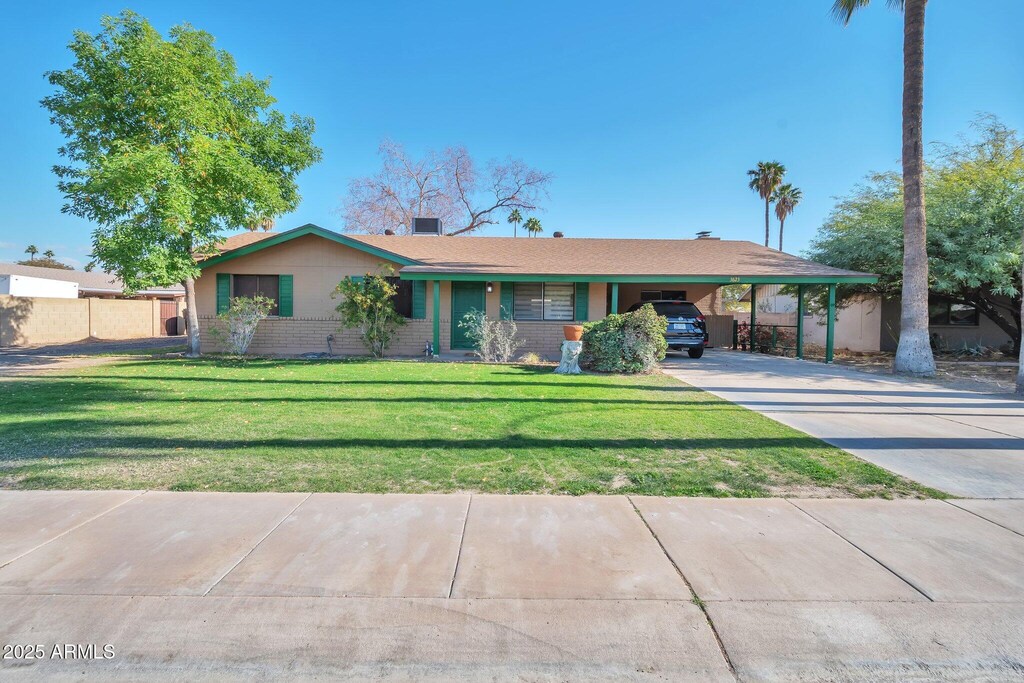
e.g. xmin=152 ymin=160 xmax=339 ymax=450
xmin=663 ymin=350 xmax=1024 ymax=498
xmin=1 ymin=491 xmax=1022 ymax=680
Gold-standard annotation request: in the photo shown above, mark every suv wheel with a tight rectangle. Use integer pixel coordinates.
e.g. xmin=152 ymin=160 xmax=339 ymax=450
xmin=687 ymin=347 xmax=704 ymax=359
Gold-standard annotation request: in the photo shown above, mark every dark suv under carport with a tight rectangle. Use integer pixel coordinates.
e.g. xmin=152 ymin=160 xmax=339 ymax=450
xmin=626 ymin=300 xmax=708 ymax=358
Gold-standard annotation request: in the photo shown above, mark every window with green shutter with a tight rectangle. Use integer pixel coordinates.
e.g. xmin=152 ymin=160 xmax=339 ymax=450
xmin=216 ymin=273 xmax=230 ymax=313
xmin=499 ymin=282 xmax=513 ymax=320
xmin=411 ymin=280 xmax=426 ymax=319
xmin=278 ymin=274 xmax=293 ymax=317
xmin=574 ymin=283 xmax=589 ymax=321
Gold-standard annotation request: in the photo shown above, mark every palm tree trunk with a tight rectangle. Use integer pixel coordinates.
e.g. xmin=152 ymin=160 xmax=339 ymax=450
xmin=893 ymin=0 xmax=936 ymax=376
xmin=1018 ymin=225 xmax=1024 ymax=394
xmin=183 ymin=277 xmax=201 ymax=357
xmin=764 ymin=199 xmax=770 ymax=247
xmin=778 ymin=218 xmax=785 ymax=252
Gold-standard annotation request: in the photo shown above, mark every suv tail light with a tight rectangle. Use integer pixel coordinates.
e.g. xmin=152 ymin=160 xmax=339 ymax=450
xmin=696 ymin=315 xmax=705 ymax=322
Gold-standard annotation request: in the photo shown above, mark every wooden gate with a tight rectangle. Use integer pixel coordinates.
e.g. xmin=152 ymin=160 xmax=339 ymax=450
xmin=159 ymin=301 xmax=178 ymax=336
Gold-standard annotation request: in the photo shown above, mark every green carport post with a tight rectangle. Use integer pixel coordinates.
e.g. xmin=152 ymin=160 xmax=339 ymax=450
xmin=825 ymin=283 xmax=836 ymax=364
xmin=748 ymin=284 xmax=757 ymax=353
xmin=610 ymin=282 xmax=619 ymax=315
xmin=432 ymin=280 xmax=440 ymax=354
xmin=796 ymin=284 xmax=805 ymax=359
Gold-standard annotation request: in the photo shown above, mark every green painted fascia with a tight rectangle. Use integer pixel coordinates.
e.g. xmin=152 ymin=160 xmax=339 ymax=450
xmin=398 ymin=272 xmax=878 ymax=285
xmin=198 ymin=224 xmax=420 ymax=269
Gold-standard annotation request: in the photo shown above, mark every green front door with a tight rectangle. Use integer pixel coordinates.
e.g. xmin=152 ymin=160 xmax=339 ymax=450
xmin=450 ymin=281 xmax=486 ymax=349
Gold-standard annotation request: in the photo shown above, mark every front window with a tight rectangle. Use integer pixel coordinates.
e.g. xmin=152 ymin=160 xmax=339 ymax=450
xmin=232 ymin=275 xmax=279 ymax=315
xmin=513 ymin=282 xmax=575 ymax=321
xmin=386 ymin=277 xmax=414 ymax=318
xmin=929 ymin=298 xmax=979 ymax=326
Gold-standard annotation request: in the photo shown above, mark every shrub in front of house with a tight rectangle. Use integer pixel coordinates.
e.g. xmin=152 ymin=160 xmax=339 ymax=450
xmin=333 ymin=267 xmax=407 ymax=358
xmin=459 ymin=308 xmax=524 ymax=363
xmin=210 ymin=295 xmax=275 ymax=355
xmin=581 ymin=304 xmax=668 ymax=373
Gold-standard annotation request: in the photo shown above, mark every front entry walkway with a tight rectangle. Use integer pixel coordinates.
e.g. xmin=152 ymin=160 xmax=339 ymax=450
xmin=662 ymin=350 xmax=1024 ymax=498
xmin=2 ymin=491 xmax=1023 ymax=680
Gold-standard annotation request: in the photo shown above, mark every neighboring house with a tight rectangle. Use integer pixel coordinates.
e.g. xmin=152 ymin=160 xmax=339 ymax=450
xmin=740 ymin=287 xmax=1014 ymax=353
xmin=0 ymin=262 xmax=186 ymax=346
xmin=0 ymin=262 xmax=184 ymax=299
xmin=195 ymin=224 xmax=875 ymax=358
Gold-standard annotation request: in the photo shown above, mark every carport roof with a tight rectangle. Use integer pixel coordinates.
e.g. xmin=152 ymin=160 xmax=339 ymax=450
xmin=201 ymin=224 xmax=876 ymax=284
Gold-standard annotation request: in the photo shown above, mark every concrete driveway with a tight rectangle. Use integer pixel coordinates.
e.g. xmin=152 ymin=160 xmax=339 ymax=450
xmin=1 ymin=491 xmax=1022 ymax=680
xmin=663 ymin=350 xmax=1024 ymax=498
xmin=0 ymin=337 xmax=183 ymax=376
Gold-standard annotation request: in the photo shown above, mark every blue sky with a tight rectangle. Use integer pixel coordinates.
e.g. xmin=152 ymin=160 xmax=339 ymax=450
xmin=1 ymin=1 xmax=1021 ymax=268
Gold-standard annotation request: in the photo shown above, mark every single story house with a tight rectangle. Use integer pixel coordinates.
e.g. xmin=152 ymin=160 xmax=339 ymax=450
xmin=743 ymin=286 xmax=1015 ymax=354
xmin=196 ymin=224 xmax=876 ymax=359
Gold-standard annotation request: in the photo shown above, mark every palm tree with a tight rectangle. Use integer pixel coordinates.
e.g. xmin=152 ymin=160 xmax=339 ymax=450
xmin=43 ymin=249 xmax=56 ymax=259
xmin=524 ymin=217 xmax=542 ymax=238
xmin=772 ymin=184 xmax=802 ymax=252
xmin=25 ymin=245 xmax=38 ymax=261
xmin=834 ymin=0 xmax=935 ymax=376
xmin=508 ymin=208 xmax=522 ymax=238
xmin=747 ymin=161 xmax=786 ymax=247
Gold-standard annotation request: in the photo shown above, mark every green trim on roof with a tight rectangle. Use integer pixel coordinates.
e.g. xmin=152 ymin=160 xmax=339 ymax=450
xmin=398 ymin=272 xmax=878 ymax=285
xmin=198 ymin=224 xmax=419 ymax=269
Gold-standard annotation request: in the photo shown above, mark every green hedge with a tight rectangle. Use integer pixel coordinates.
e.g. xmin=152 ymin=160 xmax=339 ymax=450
xmin=580 ymin=304 xmax=668 ymax=373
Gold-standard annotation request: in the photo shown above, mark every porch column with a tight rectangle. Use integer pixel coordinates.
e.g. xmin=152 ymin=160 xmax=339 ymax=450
xmin=432 ymin=280 xmax=440 ymax=353
xmin=610 ymin=282 xmax=619 ymax=315
xmin=825 ymin=283 xmax=836 ymax=364
xmin=749 ymin=284 xmax=757 ymax=353
xmin=796 ymin=284 xmax=805 ymax=359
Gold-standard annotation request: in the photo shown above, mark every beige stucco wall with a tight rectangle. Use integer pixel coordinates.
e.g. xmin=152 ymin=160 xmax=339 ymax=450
xmin=803 ymin=295 xmax=882 ymax=352
xmin=0 ymin=295 xmax=183 ymax=346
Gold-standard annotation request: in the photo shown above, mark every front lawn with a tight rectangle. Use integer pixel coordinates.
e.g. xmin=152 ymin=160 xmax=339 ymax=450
xmin=0 ymin=359 xmax=939 ymax=497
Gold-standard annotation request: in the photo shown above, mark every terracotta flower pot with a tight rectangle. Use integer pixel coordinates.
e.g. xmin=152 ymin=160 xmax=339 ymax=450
xmin=563 ymin=325 xmax=584 ymax=342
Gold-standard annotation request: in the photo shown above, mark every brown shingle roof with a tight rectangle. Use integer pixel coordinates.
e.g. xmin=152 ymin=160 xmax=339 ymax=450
xmin=350 ymin=235 xmax=868 ymax=279
xmin=204 ymin=225 xmax=873 ymax=281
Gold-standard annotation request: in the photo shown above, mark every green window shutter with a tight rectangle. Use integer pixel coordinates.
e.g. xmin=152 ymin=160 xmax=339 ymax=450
xmin=499 ymin=282 xmax=514 ymax=320
xmin=411 ymin=280 xmax=426 ymax=319
xmin=278 ymin=275 xmax=294 ymax=317
xmin=574 ymin=282 xmax=589 ymax=321
xmin=216 ymin=273 xmax=230 ymax=314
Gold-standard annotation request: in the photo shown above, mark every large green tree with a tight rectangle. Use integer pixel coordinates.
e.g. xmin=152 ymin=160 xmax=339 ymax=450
xmin=805 ymin=116 xmax=1024 ymax=356
xmin=833 ymin=0 xmax=934 ymax=375
xmin=42 ymin=11 xmax=321 ymax=355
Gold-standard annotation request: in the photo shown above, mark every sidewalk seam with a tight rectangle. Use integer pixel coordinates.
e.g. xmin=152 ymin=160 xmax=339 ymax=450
xmin=0 ymin=490 xmax=148 ymax=570
xmin=786 ymin=500 xmax=934 ymax=602
xmin=943 ymin=500 xmax=1024 ymax=538
xmin=202 ymin=492 xmax=312 ymax=597
xmin=447 ymin=494 xmax=473 ymax=599
xmin=627 ymin=496 xmax=738 ymax=680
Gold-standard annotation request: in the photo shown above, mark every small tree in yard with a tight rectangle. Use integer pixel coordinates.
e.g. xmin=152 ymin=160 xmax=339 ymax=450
xmin=41 ymin=11 xmax=321 ymax=357
xmin=458 ymin=309 xmax=523 ymax=363
xmin=212 ymin=295 xmax=274 ymax=355
xmin=334 ymin=268 xmax=406 ymax=358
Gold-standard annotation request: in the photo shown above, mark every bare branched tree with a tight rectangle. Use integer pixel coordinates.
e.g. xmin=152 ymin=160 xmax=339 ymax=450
xmin=341 ymin=140 xmax=551 ymax=235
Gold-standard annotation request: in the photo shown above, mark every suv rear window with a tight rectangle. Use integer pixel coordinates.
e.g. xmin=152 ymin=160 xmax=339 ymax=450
xmin=643 ymin=302 xmax=700 ymax=317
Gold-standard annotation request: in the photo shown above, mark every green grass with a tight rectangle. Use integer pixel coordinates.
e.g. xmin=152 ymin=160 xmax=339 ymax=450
xmin=0 ymin=358 xmax=941 ymax=497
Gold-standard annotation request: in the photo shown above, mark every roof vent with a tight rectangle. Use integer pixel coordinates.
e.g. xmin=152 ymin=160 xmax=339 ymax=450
xmin=695 ymin=230 xmax=712 ymax=239
xmin=383 ymin=229 xmax=395 ymax=236
xmin=552 ymin=231 xmax=564 ymax=238
xmin=412 ymin=217 xmax=443 ymax=236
